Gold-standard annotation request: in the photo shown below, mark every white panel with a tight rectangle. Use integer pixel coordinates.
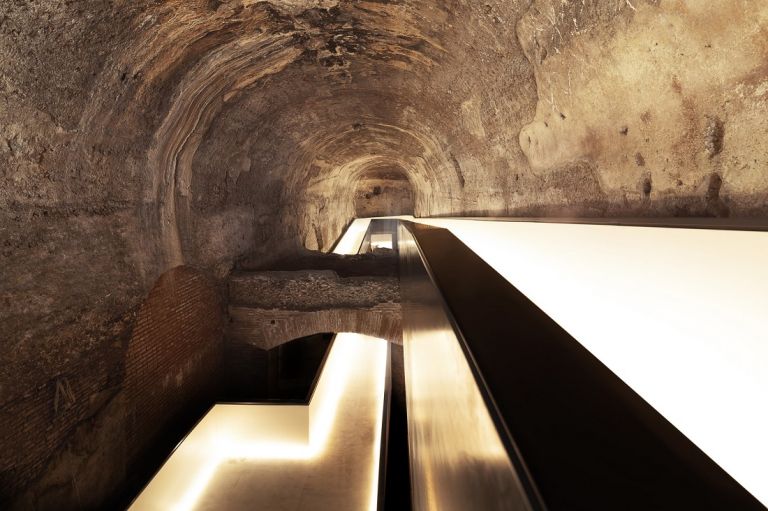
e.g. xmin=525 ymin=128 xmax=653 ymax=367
xmin=419 ymin=218 xmax=768 ymax=506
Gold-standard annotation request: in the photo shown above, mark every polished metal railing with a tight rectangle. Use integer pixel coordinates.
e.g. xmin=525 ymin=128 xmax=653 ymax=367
xmin=397 ymin=219 xmax=763 ymax=511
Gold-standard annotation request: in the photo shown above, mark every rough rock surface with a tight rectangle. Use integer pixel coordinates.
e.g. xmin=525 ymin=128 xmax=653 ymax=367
xmin=1 ymin=0 xmax=767 ymax=508
xmin=228 ymin=265 xmax=401 ymax=349
xmin=518 ymin=0 xmax=768 ymax=216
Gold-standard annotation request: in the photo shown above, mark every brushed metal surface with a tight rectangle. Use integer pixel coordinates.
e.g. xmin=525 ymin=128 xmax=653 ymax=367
xmin=398 ymin=223 xmax=533 ymax=511
xmin=406 ymin=221 xmax=765 ymax=511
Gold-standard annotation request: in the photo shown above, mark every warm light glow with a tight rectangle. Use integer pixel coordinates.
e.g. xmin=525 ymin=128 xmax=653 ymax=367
xmin=307 ymin=333 xmax=360 ymax=457
xmin=334 ymin=217 xmax=390 ymax=511
xmin=333 ymin=218 xmax=372 ymax=254
xmin=418 ymin=218 xmax=768 ymax=506
xmin=368 ymin=341 xmax=388 ymax=511
xmin=130 ymin=334 xmax=389 ymax=511
xmin=130 ymin=219 xmax=390 ymax=511
xmin=370 ymin=233 xmax=394 ymax=250
xmin=169 ymin=460 xmax=218 ymax=511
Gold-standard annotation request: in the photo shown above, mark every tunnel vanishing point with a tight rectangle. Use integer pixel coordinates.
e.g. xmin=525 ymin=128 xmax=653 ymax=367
xmin=1 ymin=1 xmax=767 ymax=510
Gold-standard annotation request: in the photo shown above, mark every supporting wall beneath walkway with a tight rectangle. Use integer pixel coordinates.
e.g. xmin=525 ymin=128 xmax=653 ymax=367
xmin=1 ymin=266 xmax=223 ymax=510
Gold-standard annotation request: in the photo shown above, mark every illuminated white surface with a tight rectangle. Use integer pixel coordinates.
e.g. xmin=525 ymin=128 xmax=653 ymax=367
xmin=331 ymin=215 xmax=390 ymax=511
xmin=130 ymin=404 xmax=310 ymax=511
xmin=131 ymin=219 xmax=390 ymax=511
xmin=195 ymin=335 xmax=388 ymax=511
xmin=334 ymin=215 xmax=413 ymax=254
xmin=418 ymin=218 xmax=768 ymax=506
xmin=332 ymin=218 xmax=372 ymax=254
xmin=130 ymin=335 xmax=388 ymax=511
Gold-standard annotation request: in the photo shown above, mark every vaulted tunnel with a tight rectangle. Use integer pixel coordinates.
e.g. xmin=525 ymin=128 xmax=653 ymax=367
xmin=354 ymin=167 xmax=415 ymax=218
xmin=1 ymin=0 xmax=767 ymax=509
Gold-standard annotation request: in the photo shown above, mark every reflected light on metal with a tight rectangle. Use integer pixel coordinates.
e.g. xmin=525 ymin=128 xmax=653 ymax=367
xmin=418 ymin=218 xmax=768 ymax=507
xmin=399 ymin=227 xmax=533 ymax=511
xmin=333 ymin=218 xmax=372 ymax=254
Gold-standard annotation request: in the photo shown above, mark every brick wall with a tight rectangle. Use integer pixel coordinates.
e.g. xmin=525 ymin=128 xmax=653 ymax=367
xmin=227 ymin=306 xmax=402 ymax=349
xmin=124 ymin=265 xmax=223 ymax=463
xmin=0 ymin=265 xmax=223 ymax=509
xmin=0 ymin=339 xmax=124 ymax=504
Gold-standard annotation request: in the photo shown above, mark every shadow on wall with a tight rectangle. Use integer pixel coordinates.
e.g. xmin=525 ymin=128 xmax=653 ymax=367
xmin=220 ymin=332 xmax=333 ymax=403
xmin=354 ymin=168 xmax=415 ymax=218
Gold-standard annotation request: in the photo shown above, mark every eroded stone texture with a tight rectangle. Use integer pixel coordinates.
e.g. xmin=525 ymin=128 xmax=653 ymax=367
xmin=518 ymin=0 xmax=768 ymax=215
xmin=1 ymin=0 xmax=767 ymax=508
xmin=227 ymin=257 xmax=401 ymax=349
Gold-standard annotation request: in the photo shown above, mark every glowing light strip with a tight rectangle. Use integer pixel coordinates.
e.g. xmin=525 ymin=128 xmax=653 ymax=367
xmin=133 ymin=334 xmax=388 ymax=511
xmin=368 ymin=341 xmax=388 ymax=511
xmin=333 ymin=215 xmax=390 ymax=511
xmin=332 ymin=218 xmax=372 ymax=254
xmin=418 ymin=218 xmax=768 ymax=506
xmin=169 ymin=460 xmax=219 ymax=511
xmin=131 ymin=220 xmax=390 ymax=511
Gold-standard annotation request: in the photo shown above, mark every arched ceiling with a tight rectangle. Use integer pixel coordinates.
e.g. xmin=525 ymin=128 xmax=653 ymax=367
xmin=73 ymin=0 xmax=538 ymax=272
xmin=2 ymin=0 xmax=767 ymax=410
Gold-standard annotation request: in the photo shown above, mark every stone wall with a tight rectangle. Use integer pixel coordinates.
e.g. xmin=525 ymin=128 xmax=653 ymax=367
xmin=227 ymin=267 xmax=401 ymax=349
xmin=354 ymin=169 xmax=415 ymax=218
xmin=1 ymin=266 xmax=222 ymax=510
xmin=517 ymin=0 xmax=768 ymax=216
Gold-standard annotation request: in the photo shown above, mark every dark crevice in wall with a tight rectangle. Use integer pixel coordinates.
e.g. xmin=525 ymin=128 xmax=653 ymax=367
xmin=220 ymin=332 xmax=333 ymax=402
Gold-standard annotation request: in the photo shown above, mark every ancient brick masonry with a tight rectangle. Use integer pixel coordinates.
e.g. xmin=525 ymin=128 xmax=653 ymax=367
xmin=0 ymin=266 xmax=223 ymax=510
xmin=2 ymin=0 xmax=767 ymax=509
xmin=227 ymin=266 xmax=401 ymax=349
xmin=124 ymin=266 xmax=224 ymax=465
